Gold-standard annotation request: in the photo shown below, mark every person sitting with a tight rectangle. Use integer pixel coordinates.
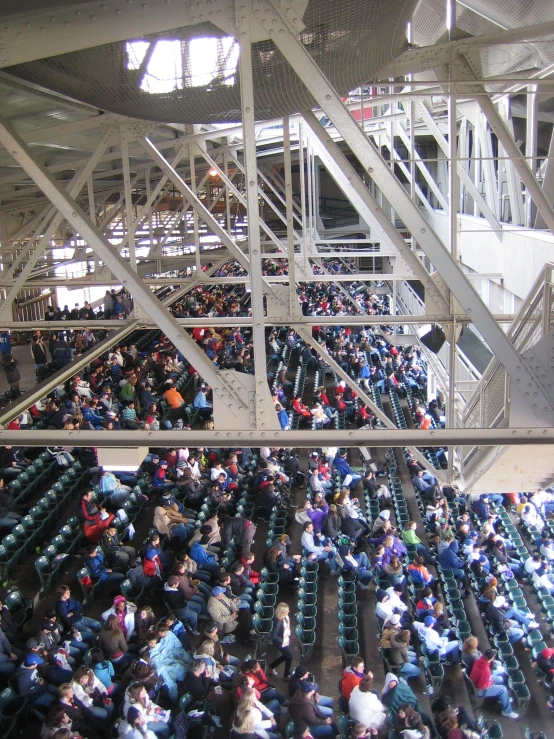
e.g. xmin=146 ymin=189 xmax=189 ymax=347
xmin=163 ymin=576 xmax=200 ymax=636
xmin=101 ymin=525 xmax=137 ymax=572
xmin=438 ymin=540 xmax=465 ymax=582
xmin=478 ymin=587 xmax=534 ymax=644
xmin=153 ymin=499 xmax=194 ymax=548
xmin=84 ymin=545 xmax=125 ymax=588
xmin=207 ymin=586 xmax=239 ymax=644
xmin=190 ymin=535 xmax=221 ymax=578
xmin=99 ymin=615 xmax=134 ymax=669
xmin=348 ymin=676 xmax=387 ymax=733
xmin=289 ymin=680 xmax=338 ymax=738
xmin=17 ymin=653 xmax=58 ymax=710
xmin=380 ymin=674 xmax=432 ymax=730
xmin=340 ymin=655 xmax=367 ymax=702
xmin=71 ymin=665 xmax=114 ymax=722
xmin=379 ymin=615 xmax=421 ymax=680
xmin=301 ymin=522 xmax=338 ymax=575
xmin=413 ymin=616 xmax=460 ymax=663
xmin=55 ymin=585 xmax=101 ymax=646
xmin=183 ymin=658 xmax=216 ymax=705
xmin=76 ymin=490 xmax=114 ymax=544
xmin=469 ymin=648 xmax=518 ymax=719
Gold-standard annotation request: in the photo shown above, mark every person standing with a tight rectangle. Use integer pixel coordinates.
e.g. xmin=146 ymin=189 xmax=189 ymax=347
xmin=2 ymin=353 xmax=20 ymax=392
xmin=30 ymin=333 xmax=48 ymax=380
xmin=268 ymin=602 xmax=293 ymax=680
xmin=103 ymin=291 xmax=114 ymax=319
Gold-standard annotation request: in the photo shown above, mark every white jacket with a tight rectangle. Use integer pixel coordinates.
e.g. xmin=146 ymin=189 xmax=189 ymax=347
xmin=349 ymin=686 xmax=387 ymax=730
xmin=118 ymin=721 xmax=157 ymax=739
xmin=72 ymin=675 xmax=107 ymax=707
xmin=101 ymin=605 xmax=136 ymax=641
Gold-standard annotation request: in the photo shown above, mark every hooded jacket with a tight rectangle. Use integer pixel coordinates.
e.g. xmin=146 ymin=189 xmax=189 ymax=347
xmin=381 ymin=673 xmax=422 ymax=715
xmin=478 ymin=595 xmax=508 ymax=633
xmin=380 ymin=626 xmax=410 ymax=666
xmin=469 ymin=655 xmax=493 ymax=690
xmin=438 ymin=540 xmax=464 ymax=570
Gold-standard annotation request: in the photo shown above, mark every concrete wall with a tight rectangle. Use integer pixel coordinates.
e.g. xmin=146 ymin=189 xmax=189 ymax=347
xmin=427 ymin=210 xmax=554 ymax=303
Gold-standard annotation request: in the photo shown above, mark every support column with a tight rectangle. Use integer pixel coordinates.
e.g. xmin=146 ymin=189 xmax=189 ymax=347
xmin=525 ymin=84 xmax=538 ymax=228
xmin=121 ymin=124 xmax=137 ymax=270
xmin=236 ymin=1 xmax=270 ymax=430
xmin=283 ymin=116 xmax=300 ymax=316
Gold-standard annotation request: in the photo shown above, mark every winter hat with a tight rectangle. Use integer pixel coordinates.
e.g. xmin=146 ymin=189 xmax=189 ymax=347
xmin=376 ymin=588 xmax=388 ymax=602
xmin=25 ymin=653 xmax=43 ymax=666
xmin=127 ymin=707 xmax=142 ymax=725
xmin=389 ymin=614 xmax=401 ymax=625
xmin=379 ymin=510 xmax=390 ymax=520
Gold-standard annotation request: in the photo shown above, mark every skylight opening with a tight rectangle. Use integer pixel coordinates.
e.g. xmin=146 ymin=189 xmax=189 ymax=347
xmin=125 ymin=36 xmax=239 ymax=94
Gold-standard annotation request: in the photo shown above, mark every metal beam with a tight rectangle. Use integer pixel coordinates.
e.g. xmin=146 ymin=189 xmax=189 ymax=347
xmin=301 ymin=110 xmax=449 ymax=313
xmin=455 ymin=54 xmax=554 ymax=235
xmin=0 ymin=313 xmax=517 ymax=331
xmin=0 ymin=0 xmax=299 ymax=68
xmin=0 ymin=112 xmax=250 ymax=419
xmin=236 ymin=3 xmax=270 ymax=430
xmin=2 ymin=428 xmax=554 ymax=447
xmin=417 ymin=102 xmax=502 ymax=237
xmin=137 ymin=136 xmax=250 ymax=272
xmin=0 ymin=322 xmax=138 ymax=426
xmin=264 ymin=1 xmax=554 ymax=425
xmin=0 ymin=125 xmax=117 ymax=318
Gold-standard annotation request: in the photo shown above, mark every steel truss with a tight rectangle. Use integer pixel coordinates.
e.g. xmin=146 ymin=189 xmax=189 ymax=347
xmin=0 ymin=1 xmax=552 ymax=456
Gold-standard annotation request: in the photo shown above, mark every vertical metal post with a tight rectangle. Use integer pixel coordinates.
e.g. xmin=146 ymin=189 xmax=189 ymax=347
xmin=87 ymin=174 xmax=99 ymax=274
xmin=189 ymin=147 xmax=201 ymax=276
xmin=448 ymin=86 xmax=457 ymax=261
xmin=146 ymin=167 xmax=154 ymax=256
xmin=525 ymin=83 xmax=538 ymax=228
xmin=298 ymin=120 xmax=308 ymax=266
xmin=306 ymin=136 xmax=314 ymax=242
xmin=236 ymin=1 xmax=269 ymax=430
xmin=121 ymin=124 xmax=136 ymax=270
xmin=224 ymin=150 xmax=232 ymax=234
xmin=284 ymin=116 xmax=299 ymax=316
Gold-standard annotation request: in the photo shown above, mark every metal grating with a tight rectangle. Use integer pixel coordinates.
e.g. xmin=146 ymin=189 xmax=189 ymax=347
xmin=5 ymin=0 xmax=415 ymax=124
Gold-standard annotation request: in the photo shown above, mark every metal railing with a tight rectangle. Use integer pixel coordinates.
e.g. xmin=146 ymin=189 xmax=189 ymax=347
xmin=460 ymin=263 xmax=554 ymax=464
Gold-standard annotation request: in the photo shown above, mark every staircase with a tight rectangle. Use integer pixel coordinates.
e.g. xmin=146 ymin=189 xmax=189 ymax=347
xmin=458 ymin=263 xmax=554 ymax=493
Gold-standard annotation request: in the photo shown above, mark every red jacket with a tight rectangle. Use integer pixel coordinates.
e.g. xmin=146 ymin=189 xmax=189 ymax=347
xmin=470 ymin=655 xmax=493 ymax=690
xmin=245 ymin=667 xmax=269 ymax=692
xmin=340 ymin=668 xmax=362 ymax=700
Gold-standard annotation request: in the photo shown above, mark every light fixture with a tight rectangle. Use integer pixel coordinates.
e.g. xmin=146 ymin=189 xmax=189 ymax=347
xmin=209 ymin=168 xmax=218 ymax=177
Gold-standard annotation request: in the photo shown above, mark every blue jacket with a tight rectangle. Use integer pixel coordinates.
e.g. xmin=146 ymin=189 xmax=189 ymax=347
xmin=438 ymin=540 xmax=464 ymax=570
xmin=333 ymin=456 xmax=353 ymax=478
xmin=277 ymin=409 xmax=290 ymax=430
xmin=189 ymin=541 xmax=217 ymax=566
xmin=85 ymin=552 xmax=108 ymax=582
xmin=56 ymin=596 xmax=83 ymax=628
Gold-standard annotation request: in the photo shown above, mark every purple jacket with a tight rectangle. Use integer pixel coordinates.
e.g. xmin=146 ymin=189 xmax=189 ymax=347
xmin=307 ymin=504 xmax=329 ymax=533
